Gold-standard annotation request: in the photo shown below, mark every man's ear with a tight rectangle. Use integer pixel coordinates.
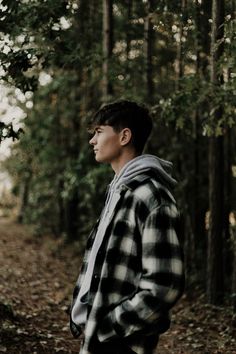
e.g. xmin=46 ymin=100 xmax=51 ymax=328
xmin=120 ymin=128 xmax=132 ymax=146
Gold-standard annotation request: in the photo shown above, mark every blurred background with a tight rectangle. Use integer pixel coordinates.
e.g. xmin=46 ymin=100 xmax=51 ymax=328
xmin=0 ymin=0 xmax=236 ymax=352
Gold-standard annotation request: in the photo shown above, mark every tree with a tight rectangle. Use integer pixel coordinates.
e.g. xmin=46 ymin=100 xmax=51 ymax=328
xmin=207 ymin=0 xmax=225 ymax=305
xmin=102 ymin=0 xmax=114 ymax=101
xmin=0 ymin=123 xmax=23 ymax=143
xmin=144 ymin=0 xmax=155 ymax=102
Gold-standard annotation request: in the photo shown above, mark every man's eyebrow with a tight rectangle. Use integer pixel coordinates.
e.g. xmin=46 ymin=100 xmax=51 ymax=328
xmin=94 ymin=126 xmax=104 ymax=131
xmin=87 ymin=126 xmax=104 ymax=134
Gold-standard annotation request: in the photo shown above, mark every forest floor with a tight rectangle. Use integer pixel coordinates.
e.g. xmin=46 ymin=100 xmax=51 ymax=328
xmin=0 ymin=216 xmax=235 ymax=354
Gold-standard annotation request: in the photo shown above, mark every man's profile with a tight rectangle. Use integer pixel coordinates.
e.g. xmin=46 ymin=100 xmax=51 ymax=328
xmin=70 ymin=100 xmax=185 ymax=354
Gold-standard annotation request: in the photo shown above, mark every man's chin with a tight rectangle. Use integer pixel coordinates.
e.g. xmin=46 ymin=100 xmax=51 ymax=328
xmin=95 ymin=156 xmax=108 ymax=164
xmin=95 ymin=155 xmax=103 ymax=163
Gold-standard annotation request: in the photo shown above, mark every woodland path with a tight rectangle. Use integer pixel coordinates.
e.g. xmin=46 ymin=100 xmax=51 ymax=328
xmin=0 ymin=217 xmax=235 ymax=354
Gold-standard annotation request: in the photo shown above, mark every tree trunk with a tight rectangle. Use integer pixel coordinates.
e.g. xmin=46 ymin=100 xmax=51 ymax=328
xmin=207 ymin=135 xmax=224 ymax=304
xmin=126 ymin=0 xmax=132 ymax=61
xmin=102 ymin=0 xmax=113 ymax=101
xmin=191 ymin=0 xmax=210 ymax=268
xmin=144 ymin=0 xmax=154 ymax=102
xmin=232 ymin=222 xmax=236 ymax=312
xmin=176 ymin=0 xmax=186 ymax=89
xmin=207 ymin=0 xmax=225 ymax=305
xmin=223 ymin=127 xmax=232 ymax=290
xmin=200 ymin=0 xmax=212 ymax=76
xmin=228 ymin=0 xmax=235 ymax=310
xmin=18 ymin=172 xmax=31 ymax=223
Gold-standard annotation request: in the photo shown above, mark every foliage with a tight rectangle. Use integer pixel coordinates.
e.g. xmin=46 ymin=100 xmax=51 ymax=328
xmin=155 ymin=74 xmax=236 ymax=136
xmin=0 ymin=122 xmax=23 ymax=142
xmin=1 ymin=0 xmax=236 ymax=304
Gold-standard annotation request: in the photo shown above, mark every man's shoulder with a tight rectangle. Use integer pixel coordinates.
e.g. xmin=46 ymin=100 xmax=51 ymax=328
xmin=124 ymin=172 xmax=176 ymax=209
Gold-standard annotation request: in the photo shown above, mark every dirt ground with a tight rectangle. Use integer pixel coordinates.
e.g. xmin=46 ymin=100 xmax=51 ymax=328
xmin=0 ymin=217 xmax=235 ymax=354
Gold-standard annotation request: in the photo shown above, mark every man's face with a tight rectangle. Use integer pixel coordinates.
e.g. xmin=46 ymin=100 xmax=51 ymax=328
xmin=89 ymin=125 xmax=122 ymax=163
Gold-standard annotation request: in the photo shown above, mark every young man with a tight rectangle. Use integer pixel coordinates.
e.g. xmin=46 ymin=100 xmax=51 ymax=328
xmin=70 ymin=100 xmax=185 ymax=354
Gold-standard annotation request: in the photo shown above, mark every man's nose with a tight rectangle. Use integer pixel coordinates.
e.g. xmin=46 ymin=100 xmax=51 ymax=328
xmin=89 ymin=135 xmax=96 ymax=145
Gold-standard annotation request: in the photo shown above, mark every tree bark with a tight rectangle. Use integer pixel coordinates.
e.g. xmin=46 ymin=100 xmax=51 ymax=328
xmin=18 ymin=172 xmax=31 ymax=224
xmin=102 ymin=0 xmax=113 ymax=101
xmin=207 ymin=135 xmax=224 ymax=304
xmin=200 ymin=0 xmax=212 ymax=76
xmin=207 ymin=0 xmax=225 ymax=305
xmin=126 ymin=0 xmax=132 ymax=61
xmin=191 ymin=0 xmax=210 ymax=265
xmin=223 ymin=126 xmax=232 ymax=286
xmin=176 ymin=0 xmax=186 ymax=89
xmin=228 ymin=0 xmax=235 ymax=311
xmin=144 ymin=0 xmax=154 ymax=102
xmin=232 ymin=215 xmax=236 ymax=312
xmin=232 ymin=246 xmax=236 ymax=313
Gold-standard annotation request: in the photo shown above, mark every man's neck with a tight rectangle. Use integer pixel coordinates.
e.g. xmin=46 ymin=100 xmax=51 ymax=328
xmin=111 ymin=151 xmax=140 ymax=175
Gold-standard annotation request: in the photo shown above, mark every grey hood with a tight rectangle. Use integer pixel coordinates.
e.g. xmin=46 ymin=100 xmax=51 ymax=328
xmin=103 ymin=154 xmax=177 ymax=213
xmin=112 ymin=154 xmax=177 ymax=191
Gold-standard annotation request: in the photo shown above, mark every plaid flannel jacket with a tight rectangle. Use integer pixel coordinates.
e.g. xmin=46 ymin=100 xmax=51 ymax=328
xmin=70 ymin=171 xmax=185 ymax=354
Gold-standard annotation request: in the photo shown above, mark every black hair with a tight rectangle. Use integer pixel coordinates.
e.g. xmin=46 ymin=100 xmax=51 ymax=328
xmin=89 ymin=100 xmax=153 ymax=153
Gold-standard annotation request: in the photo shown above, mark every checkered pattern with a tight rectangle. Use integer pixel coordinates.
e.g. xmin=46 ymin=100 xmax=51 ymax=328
xmin=70 ymin=172 xmax=185 ymax=354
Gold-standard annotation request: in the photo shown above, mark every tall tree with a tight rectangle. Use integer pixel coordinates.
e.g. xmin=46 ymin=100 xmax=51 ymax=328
xmin=207 ymin=0 xmax=225 ymax=305
xmin=102 ymin=0 xmax=114 ymax=101
xmin=125 ymin=0 xmax=133 ymax=61
xmin=176 ymin=0 xmax=186 ymax=87
xmin=192 ymin=0 xmax=211 ymax=267
xmin=144 ymin=0 xmax=154 ymax=102
xmin=227 ymin=0 xmax=236 ymax=311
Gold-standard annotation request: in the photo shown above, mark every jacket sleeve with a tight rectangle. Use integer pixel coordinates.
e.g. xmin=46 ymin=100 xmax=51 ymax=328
xmin=97 ymin=203 xmax=185 ymax=342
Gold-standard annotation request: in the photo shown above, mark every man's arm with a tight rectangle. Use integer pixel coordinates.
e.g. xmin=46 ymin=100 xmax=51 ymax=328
xmin=97 ymin=203 xmax=185 ymax=341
